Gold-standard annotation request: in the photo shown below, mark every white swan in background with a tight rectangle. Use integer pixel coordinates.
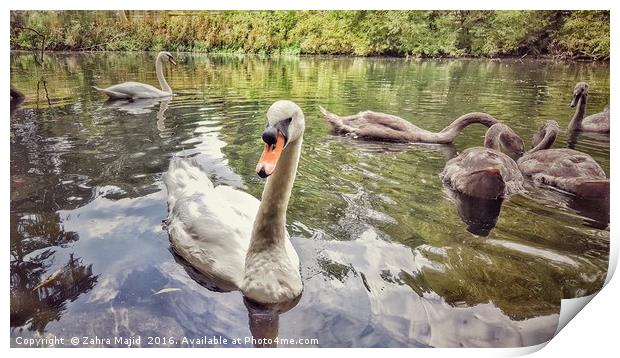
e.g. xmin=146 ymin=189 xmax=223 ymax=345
xmin=164 ymin=100 xmax=305 ymax=304
xmin=94 ymin=51 xmax=177 ymax=99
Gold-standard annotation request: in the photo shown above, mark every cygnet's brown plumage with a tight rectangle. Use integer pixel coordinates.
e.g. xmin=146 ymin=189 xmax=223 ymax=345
xmin=320 ymin=106 xmax=499 ymax=144
xmin=568 ymin=82 xmax=609 ymax=133
xmin=517 ymin=120 xmax=609 ymax=199
xmin=441 ymin=123 xmax=525 ymax=200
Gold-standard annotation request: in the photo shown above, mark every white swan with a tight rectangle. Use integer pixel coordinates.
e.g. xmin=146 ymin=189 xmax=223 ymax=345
xmin=164 ymin=100 xmax=305 ymax=304
xmin=94 ymin=51 xmax=177 ymax=99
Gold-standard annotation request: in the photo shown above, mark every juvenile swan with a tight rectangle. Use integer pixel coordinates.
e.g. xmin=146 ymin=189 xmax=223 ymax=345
xmin=568 ymin=82 xmax=610 ymax=133
xmin=441 ymin=123 xmax=525 ymax=199
xmin=164 ymin=100 xmax=304 ymax=304
xmin=94 ymin=51 xmax=177 ymax=99
xmin=320 ymin=106 xmax=499 ymax=144
xmin=517 ymin=120 xmax=609 ymax=199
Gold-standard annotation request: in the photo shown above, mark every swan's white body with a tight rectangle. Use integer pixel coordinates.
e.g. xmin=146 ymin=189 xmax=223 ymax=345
xmin=94 ymin=51 xmax=175 ymax=99
xmin=165 ymin=159 xmax=300 ymax=292
xmin=164 ymin=100 xmax=305 ymax=303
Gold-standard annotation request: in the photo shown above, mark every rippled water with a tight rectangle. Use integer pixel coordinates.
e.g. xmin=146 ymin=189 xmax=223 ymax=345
xmin=10 ymin=52 xmax=610 ymax=348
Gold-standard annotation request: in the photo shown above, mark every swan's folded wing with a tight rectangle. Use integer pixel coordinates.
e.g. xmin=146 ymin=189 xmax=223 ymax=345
xmin=582 ymin=111 xmax=610 ymax=132
xmin=165 ymin=156 xmax=261 ymax=288
xmin=168 ymin=186 xmax=260 ymax=289
xmin=519 ymin=149 xmax=606 ymax=179
xmin=103 ymin=82 xmax=163 ymax=97
xmin=164 ymin=157 xmax=214 ymax=209
xmin=93 ymin=86 xmax=132 ymax=99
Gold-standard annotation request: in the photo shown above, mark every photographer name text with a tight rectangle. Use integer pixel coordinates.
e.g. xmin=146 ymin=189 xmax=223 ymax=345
xmin=13 ymin=335 xmax=318 ymax=347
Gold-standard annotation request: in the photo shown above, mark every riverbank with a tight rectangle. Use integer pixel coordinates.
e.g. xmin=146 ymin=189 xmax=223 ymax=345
xmin=9 ymin=49 xmax=610 ymax=64
xmin=10 ymin=10 xmax=610 ymax=60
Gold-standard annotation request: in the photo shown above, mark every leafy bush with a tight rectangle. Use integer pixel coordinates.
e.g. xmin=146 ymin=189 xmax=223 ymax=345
xmin=553 ymin=10 xmax=610 ymax=59
xmin=9 ymin=10 xmax=609 ymax=60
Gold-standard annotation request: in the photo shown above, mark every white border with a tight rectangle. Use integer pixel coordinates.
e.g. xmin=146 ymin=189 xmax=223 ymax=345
xmin=3 ymin=1 xmax=618 ymax=357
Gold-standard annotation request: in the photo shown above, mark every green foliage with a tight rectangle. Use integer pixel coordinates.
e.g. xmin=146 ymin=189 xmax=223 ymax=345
xmin=554 ymin=11 xmax=610 ymax=60
xmin=361 ymin=11 xmax=461 ymax=57
xmin=467 ymin=11 xmax=552 ymax=56
xmin=9 ymin=10 xmax=609 ymax=59
xmin=290 ymin=11 xmax=370 ymax=55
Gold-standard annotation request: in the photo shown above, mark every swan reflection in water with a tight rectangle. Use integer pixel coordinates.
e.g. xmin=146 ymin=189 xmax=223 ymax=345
xmin=569 ymin=196 xmax=609 ymax=230
xmin=171 ymin=250 xmax=301 ymax=348
xmin=103 ymin=97 xmax=167 ymax=114
xmin=444 ymin=179 xmax=609 ymax=234
xmin=567 ymin=130 xmax=609 ymax=150
xmin=324 ymin=135 xmax=458 ymax=160
xmin=522 ymin=185 xmax=609 ymax=230
xmin=445 ymin=188 xmax=504 ymax=236
xmin=103 ymin=98 xmax=172 ymax=137
xmin=156 ymin=99 xmax=171 ymax=135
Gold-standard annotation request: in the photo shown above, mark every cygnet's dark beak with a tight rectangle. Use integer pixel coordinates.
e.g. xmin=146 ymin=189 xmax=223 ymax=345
xmin=570 ymin=93 xmax=579 ymax=108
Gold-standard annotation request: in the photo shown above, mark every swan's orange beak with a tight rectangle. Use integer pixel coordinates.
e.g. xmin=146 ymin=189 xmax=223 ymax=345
xmin=256 ymin=131 xmax=285 ymax=178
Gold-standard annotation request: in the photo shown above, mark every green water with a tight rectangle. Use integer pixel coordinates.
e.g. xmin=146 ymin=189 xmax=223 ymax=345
xmin=10 ymin=52 xmax=610 ymax=347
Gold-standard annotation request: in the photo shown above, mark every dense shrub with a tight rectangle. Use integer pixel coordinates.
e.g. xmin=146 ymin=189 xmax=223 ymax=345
xmin=553 ymin=10 xmax=610 ymax=60
xmin=9 ymin=10 xmax=609 ymax=59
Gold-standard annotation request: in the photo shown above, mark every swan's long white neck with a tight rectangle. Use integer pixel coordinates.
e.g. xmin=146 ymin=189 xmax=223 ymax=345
xmin=248 ymin=137 xmax=302 ymax=252
xmin=568 ymin=95 xmax=587 ymax=130
xmin=156 ymin=53 xmax=172 ymax=94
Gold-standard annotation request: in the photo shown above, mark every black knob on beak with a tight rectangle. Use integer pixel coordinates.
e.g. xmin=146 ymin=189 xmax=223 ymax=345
xmin=257 ymin=167 xmax=269 ymax=178
xmin=262 ymin=127 xmax=278 ymax=145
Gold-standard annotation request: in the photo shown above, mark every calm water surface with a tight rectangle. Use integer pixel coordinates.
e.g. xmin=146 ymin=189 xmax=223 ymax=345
xmin=10 ymin=52 xmax=610 ymax=347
